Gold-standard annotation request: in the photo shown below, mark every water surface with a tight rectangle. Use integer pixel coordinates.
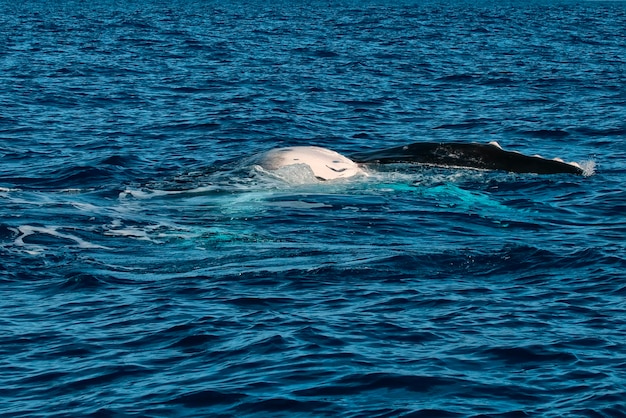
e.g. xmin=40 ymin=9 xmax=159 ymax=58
xmin=1 ymin=1 xmax=625 ymax=416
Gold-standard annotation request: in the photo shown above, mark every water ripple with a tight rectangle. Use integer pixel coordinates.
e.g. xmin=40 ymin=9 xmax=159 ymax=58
xmin=1 ymin=0 xmax=625 ymax=417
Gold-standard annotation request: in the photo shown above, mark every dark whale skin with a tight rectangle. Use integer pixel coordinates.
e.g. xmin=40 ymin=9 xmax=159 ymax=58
xmin=350 ymin=142 xmax=583 ymax=175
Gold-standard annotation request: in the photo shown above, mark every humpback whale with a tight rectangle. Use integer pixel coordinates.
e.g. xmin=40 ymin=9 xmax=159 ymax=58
xmin=256 ymin=142 xmax=585 ymax=181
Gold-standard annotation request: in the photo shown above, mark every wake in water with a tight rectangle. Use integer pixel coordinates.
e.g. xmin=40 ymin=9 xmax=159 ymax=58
xmin=3 ymin=138 xmax=596 ymax=261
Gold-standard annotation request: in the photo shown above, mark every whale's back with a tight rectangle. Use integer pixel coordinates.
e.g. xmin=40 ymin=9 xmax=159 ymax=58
xmin=257 ymin=146 xmax=365 ymax=181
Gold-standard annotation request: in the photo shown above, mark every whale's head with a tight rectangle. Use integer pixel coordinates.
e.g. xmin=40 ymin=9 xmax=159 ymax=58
xmin=256 ymin=146 xmax=366 ymax=181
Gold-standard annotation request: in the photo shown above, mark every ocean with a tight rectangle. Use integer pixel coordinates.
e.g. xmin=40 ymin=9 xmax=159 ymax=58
xmin=1 ymin=0 xmax=625 ymax=416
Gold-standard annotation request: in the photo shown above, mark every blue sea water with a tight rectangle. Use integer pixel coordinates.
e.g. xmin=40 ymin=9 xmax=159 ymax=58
xmin=1 ymin=0 xmax=626 ymax=416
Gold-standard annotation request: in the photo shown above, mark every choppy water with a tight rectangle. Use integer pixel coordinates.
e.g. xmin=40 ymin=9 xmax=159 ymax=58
xmin=1 ymin=0 xmax=626 ymax=416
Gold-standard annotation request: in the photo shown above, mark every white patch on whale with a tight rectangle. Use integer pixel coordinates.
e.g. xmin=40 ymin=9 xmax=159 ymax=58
xmin=255 ymin=146 xmax=367 ymax=181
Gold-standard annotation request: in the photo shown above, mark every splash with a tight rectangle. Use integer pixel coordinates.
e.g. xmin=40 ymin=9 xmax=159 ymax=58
xmin=579 ymin=160 xmax=596 ymax=177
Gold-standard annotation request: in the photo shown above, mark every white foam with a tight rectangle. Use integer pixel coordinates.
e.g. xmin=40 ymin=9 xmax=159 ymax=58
xmin=119 ymin=189 xmax=173 ymax=199
xmin=0 ymin=187 xmax=20 ymax=193
xmin=119 ymin=184 xmax=222 ymax=200
xmin=104 ymin=226 xmax=154 ymax=241
xmin=103 ymin=221 xmax=194 ymax=243
xmin=253 ymin=163 xmax=321 ymax=185
xmin=15 ymin=225 xmax=110 ymax=250
xmin=264 ymin=200 xmax=332 ymax=209
xmin=70 ymin=202 xmax=101 ymax=212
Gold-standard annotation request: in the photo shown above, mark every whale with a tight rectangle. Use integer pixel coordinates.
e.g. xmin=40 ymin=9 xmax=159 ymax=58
xmin=256 ymin=142 xmax=585 ymax=180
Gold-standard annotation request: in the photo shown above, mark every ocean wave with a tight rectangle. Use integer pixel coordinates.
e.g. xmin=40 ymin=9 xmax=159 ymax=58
xmin=1 ymin=1 xmax=625 ymax=416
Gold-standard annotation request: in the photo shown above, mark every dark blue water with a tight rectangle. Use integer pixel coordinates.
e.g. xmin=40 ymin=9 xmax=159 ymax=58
xmin=2 ymin=0 xmax=626 ymax=416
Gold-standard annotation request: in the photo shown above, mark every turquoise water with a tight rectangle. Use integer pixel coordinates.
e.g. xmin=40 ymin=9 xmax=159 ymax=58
xmin=1 ymin=1 xmax=625 ymax=416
